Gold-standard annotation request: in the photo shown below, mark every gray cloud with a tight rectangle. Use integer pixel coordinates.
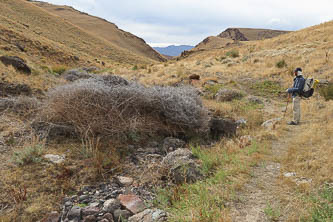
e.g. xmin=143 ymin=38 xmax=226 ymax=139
xmin=43 ymin=0 xmax=333 ymax=46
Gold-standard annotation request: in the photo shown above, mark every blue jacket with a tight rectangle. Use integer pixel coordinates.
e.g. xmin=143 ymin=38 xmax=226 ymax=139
xmin=288 ymin=75 xmax=305 ymax=97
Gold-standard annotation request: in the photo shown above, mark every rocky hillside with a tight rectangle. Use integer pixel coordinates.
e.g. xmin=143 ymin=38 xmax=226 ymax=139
xmin=32 ymin=1 xmax=166 ymax=62
xmin=218 ymin=28 xmax=290 ymax=41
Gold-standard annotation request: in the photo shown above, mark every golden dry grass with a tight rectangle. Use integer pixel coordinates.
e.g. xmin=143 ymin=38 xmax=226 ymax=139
xmin=32 ymin=1 xmax=165 ymax=62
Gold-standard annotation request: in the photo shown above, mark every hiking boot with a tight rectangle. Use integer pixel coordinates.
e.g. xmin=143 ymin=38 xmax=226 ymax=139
xmin=287 ymin=121 xmax=298 ymax=125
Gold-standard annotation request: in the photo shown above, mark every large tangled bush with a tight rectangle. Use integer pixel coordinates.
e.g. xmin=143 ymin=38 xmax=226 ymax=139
xmin=39 ymin=75 xmax=209 ymax=139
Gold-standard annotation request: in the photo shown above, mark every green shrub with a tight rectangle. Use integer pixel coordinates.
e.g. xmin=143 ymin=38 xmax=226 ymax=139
xmin=319 ymin=83 xmax=333 ymax=101
xmin=12 ymin=144 xmax=44 ymax=166
xmin=132 ymin=65 xmax=138 ymax=70
xmin=226 ymin=50 xmax=239 ymax=58
xmin=276 ymin=59 xmax=287 ymax=68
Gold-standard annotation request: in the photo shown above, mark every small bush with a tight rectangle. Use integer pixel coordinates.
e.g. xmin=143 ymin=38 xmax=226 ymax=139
xmin=319 ymin=83 xmax=333 ymax=101
xmin=40 ymin=76 xmax=209 ymax=139
xmin=12 ymin=144 xmax=44 ymax=166
xmin=132 ymin=65 xmax=138 ymax=70
xmin=226 ymin=49 xmax=239 ymax=58
xmin=276 ymin=59 xmax=287 ymax=68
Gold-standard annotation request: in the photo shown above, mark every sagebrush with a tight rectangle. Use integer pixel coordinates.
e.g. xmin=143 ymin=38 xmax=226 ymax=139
xmin=39 ymin=75 xmax=209 ymax=139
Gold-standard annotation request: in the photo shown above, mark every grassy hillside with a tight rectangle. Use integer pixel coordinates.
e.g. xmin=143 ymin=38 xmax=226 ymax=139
xmin=0 ymin=3 xmax=332 ymax=221
xmin=32 ymin=1 xmax=166 ymax=62
xmin=0 ymin=0 xmax=155 ymax=69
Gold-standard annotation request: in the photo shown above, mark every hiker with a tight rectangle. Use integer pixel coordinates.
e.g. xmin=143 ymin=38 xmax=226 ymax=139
xmin=286 ymin=67 xmax=305 ymax=125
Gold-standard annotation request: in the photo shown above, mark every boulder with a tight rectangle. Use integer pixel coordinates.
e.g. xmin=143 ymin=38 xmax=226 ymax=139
xmin=215 ymin=89 xmax=244 ymax=101
xmin=0 ymin=56 xmax=31 ymax=74
xmin=162 ymin=149 xmax=202 ymax=184
xmin=209 ymin=117 xmax=237 ymax=139
xmin=103 ymin=199 xmax=121 ymax=213
xmin=128 ymin=209 xmax=167 ymax=222
xmin=67 ymin=206 xmax=82 ymax=220
xmin=0 ymin=81 xmax=32 ymax=97
xmin=113 ymin=209 xmax=132 ymax=222
xmin=118 ymin=194 xmax=146 ymax=214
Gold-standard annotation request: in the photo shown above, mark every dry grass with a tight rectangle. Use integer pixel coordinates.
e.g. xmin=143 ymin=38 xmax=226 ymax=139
xmin=33 ymin=1 xmax=165 ymax=62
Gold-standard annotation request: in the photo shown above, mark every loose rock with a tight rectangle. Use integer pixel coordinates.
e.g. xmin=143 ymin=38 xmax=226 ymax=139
xmin=118 ymin=194 xmax=146 ymax=214
xmin=162 ymin=149 xmax=202 ymax=184
xmin=103 ymin=199 xmax=121 ymax=213
xmin=128 ymin=209 xmax=167 ymax=222
xmin=261 ymin=118 xmax=281 ymax=130
xmin=43 ymin=154 xmax=65 ymax=164
xmin=113 ymin=209 xmax=132 ymax=222
xmin=116 ymin=176 xmax=134 ymax=186
xmin=67 ymin=206 xmax=82 ymax=220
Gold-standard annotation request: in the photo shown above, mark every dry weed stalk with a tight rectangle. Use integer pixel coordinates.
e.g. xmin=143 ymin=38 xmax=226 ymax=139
xmin=9 ymin=185 xmax=27 ymax=205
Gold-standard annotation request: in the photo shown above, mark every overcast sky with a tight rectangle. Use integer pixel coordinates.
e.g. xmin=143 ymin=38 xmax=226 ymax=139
xmin=43 ymin=0 xmax=333 ymax=47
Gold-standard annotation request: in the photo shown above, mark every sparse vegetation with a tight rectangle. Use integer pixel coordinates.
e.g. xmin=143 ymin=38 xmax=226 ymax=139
xmin=12 ymin=144 xmax=44 ymax=166
xmin=250 ymin=80 xmax=283 ymax=96
xmin=276 ymin=59 xmax=287 ymax=68
xmin=52 ymin=65 xmax=67 ymax=74
xmin=226 ymin=49 xmax=239 ymax=58
xmin=319 ymin=83 xmax=333 ymax=101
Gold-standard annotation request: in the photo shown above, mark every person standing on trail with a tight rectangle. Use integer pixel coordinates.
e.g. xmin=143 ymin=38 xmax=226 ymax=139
xmin=286 ymin=67 xmax=305 ymax=125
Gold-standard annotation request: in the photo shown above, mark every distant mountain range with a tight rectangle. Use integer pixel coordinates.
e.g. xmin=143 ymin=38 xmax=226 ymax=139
xmin=153 ymin=45 xmax=194 ymax=57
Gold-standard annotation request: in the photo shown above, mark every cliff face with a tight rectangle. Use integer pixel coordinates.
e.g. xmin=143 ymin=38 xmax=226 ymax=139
xmin=218 ymin=28 xmax=249 ymax=41
xmin=218 ymin=28 xmax=290 ymax=41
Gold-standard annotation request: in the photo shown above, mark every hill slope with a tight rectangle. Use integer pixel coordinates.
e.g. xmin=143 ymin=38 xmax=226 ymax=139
xmin=0 ymin=0 xmax=157 ymax=68
xmin=32 ymin=1 xmax=166 ymax=62
xmin=153 ymin=45 xmax=194 ymax=56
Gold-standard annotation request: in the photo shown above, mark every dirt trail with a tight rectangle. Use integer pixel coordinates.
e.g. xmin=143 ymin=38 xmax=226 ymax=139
xmin=230 ymin=111 xmax=302 ymax=221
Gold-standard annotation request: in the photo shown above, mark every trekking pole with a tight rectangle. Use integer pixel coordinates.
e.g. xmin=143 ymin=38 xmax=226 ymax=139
xmin=283 ymin=94 xmax=291 ymax=118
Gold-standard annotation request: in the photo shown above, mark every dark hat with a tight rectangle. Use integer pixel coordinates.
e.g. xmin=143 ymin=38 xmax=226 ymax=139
xmin=294 ymin=67 xmax=302 ymax=73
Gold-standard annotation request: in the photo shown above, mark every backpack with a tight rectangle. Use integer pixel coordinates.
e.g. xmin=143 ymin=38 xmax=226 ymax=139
xmin=301 ymin=77 xmax=315 ymax=98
